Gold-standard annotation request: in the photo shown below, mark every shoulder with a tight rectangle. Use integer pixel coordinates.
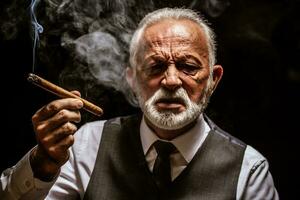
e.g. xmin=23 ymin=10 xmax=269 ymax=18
xmin=238 ymin=145 xmax=279 ymax=199
xmin=243 ymin=145 xmax=266 ymax=167
xmin=241 ymin=145 xmax=268 ymax=180
xmin=204 ymin=116 xmax=269 ymax=173
xmin=204 ymin=116 xmax=278 ymax=199
xmin=242 ymin=145 xmax=269 ymax=179
xmin=204 ymin=115 xmax=246 ymax=148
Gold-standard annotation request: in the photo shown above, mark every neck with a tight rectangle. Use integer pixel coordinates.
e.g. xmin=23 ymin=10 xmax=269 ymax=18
xmin=144 ymin=117 xmax=198 ymax=140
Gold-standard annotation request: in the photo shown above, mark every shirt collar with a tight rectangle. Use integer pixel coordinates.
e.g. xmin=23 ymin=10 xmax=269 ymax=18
xmin=140 ymin=114 xmax=210 ymax=163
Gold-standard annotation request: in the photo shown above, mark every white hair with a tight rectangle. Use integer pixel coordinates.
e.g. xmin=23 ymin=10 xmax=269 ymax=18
xmin=129 ymin=7 xmax=217 ymax=70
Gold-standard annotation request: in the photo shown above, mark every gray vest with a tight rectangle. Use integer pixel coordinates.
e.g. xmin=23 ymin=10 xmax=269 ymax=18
xmin=83 ymin=114 xmax=246 ymax=200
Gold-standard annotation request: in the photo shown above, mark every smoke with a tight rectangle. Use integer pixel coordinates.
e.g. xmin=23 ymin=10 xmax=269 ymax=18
xmin=30 ymin=0 xmax=44 ymax=72
xmin=51 ymin=0 xmax=229 ymax=106
xmin=73 ymin=31 xmax=125 ymax=90
xmin=36 ymin=0 xmax=156 ymax=106
xmin=0 ymin=0 xmax=29 ymax=40
xmin=189 ymin=0 xmax=230 ymax=17
xmin=1 ymin=0 xmax=230 ymax=110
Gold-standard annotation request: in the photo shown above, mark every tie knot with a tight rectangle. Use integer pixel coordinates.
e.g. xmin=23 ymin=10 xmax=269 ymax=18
xmin=153 ymin=140 xmax=176 ymax=157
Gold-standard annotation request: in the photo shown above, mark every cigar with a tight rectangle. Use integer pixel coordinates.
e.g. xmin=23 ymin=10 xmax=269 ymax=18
xmin=27 ymin=73 xmax=103 ymax=117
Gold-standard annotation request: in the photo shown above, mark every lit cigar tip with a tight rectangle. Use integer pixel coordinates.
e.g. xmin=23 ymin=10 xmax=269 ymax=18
xmin=27 ymin=73 xmax=39 ymax=83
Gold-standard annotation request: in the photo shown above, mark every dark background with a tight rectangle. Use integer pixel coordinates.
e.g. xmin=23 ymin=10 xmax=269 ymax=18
xmin=1 ymin=0 xmax=299 ymax=199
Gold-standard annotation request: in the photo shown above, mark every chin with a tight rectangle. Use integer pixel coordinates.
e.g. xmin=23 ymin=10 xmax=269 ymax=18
xmin=143 ymin=103 xmax=202 ymax=130
xmin=136 ymin=86 xmax=209 ymax=130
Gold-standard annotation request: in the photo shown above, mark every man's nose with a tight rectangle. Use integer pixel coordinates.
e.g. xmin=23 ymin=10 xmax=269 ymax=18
xmin=161 ymin=65 xmax=182 ymax=90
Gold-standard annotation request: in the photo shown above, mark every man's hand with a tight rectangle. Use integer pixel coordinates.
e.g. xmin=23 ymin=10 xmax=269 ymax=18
xmin=30 ymin=91 xmax=83 ymax=181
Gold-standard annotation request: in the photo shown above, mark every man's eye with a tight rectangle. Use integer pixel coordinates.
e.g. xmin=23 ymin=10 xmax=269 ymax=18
xmin=145 ymin=62 xmax=166 ymax=75
xmin=177 ymin=63 xmax=199 ymax=76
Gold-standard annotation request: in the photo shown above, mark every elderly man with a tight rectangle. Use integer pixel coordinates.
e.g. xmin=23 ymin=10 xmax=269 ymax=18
xmin=1 ymin=8 xmax=278 ymax=199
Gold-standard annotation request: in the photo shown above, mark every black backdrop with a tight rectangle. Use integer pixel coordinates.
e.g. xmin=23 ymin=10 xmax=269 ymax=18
xmin=1 ymin=0 xmax=299 ymax=199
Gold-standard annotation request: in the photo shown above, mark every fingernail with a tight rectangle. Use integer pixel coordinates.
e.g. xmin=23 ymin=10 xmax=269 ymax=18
xmin=75 ymin=100 xmax=83 ymax=108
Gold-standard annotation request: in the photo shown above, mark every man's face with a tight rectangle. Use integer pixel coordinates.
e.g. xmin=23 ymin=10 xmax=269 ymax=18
xmin=130 ymin=19 xmax=220 ymax=130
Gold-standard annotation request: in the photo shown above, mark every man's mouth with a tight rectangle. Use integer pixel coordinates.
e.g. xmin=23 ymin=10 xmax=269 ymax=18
xmin=155 ymin=98 xmax=186 ymax=111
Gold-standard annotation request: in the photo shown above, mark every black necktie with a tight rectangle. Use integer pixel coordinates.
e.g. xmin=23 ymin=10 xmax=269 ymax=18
xmin=153 ymin=140 xmax=176 ymax=191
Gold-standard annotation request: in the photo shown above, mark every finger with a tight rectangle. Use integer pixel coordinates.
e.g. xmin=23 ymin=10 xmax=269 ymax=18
xmin=70 ymin=90 xmax=81 ymax=97
xmin=47 ymin=135 xmax=74 ymax=163
xmin=47 ymin=109 xmax=81 ymax=129
xmin=32 ymin=98 xmax=83 ymax=123
xmin=34 ymin=109 xmax=81 ymax=136
xmin=38 ymin=122 xmax=78 ymax=148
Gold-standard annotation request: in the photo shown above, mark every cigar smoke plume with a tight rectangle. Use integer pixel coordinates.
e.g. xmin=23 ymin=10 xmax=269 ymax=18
xmin=0 ymin=0 xmax=230 ymax=108
xmin=36 ymin=0 xmax=157 ymax=106
xmin=189 ymin=0 xmax=230 ymax=17
xmin=30 ymin=0 xmax=43 ymax=72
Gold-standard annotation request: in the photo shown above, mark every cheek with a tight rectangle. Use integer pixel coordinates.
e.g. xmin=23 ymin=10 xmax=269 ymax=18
xmin=136 ymin=73 xmax=162 ymax=100
xmin=185 ymin=84 xmax=206 ymax=103
xmin=181 ymin=73 xmax=210 ymax=103
xmin=189 ymin=88 xmax=206 ymax=103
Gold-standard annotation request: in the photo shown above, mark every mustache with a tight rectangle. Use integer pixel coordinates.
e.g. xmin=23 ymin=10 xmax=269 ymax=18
xmin=151 ymin=87 xmax=190 ymax=106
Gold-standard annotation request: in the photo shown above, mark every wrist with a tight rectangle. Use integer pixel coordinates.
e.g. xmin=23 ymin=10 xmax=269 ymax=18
xmin=29 ymin=147 xmax=60 ymax=182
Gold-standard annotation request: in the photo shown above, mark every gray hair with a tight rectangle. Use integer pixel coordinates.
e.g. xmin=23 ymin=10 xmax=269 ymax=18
xmin=129 ymin=7 xmax=217 ymax=70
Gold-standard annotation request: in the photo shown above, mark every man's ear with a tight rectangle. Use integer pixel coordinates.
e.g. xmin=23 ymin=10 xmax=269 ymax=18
xmin=210 ymin=65 xmax=223 ymax=92
xmin=126 ymin=67 xmax=135 ymax=90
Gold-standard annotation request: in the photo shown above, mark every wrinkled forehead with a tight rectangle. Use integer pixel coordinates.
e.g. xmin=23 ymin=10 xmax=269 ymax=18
xmin=142 ymin=19 xmax=208 ymax=49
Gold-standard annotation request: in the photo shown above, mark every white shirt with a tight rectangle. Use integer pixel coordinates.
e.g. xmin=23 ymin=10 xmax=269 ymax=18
xmin=141 ymin=115 xmax=209 ymax=180
xmin=0 ymin=115 xmax=279 ymax=200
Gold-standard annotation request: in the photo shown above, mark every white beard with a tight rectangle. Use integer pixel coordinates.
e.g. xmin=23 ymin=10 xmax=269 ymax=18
xmin=137 ymin=85 xmax=211 ymax=130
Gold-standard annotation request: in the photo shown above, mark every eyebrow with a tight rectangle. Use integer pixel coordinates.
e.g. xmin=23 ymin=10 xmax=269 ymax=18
xmin=142 ymin=51 xmax=204 ymax=68
xmin=143 ymin=54 xmax=168 ymax=65
xmin=175 ymin=54 xmax=203 ymax=66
